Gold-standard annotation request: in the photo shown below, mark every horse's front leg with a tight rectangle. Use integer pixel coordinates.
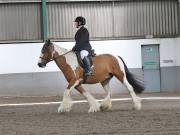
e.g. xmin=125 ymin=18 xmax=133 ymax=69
xmin=75 ymin=85 xmax=100 ymax=113
xmin=58 ymin=80 xmax=79 ymax=113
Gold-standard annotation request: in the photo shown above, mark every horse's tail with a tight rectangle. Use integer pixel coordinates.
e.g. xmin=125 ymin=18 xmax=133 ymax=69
xmin=118 ymin=56 xmax=145 ymax=94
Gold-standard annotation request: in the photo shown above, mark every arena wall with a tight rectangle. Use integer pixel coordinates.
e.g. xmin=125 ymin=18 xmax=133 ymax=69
xmin=0 ymin=38 xmax=179 ymax=96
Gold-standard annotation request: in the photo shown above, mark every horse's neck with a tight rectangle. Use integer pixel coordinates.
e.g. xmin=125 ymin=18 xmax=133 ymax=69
xmin=54 ymin=44 xmax=79 ymax=71
xmin=53 ymin=45 xmax=69 ymax=55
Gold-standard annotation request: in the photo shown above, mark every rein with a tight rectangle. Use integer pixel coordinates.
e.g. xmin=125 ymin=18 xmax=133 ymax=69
xmin=62 ymin=50 xmax=72 ymax=56
xmin=53 ymin=50 xmax=72 ymax=60
xmin=40 ymin=50 xmax=73 ymax=62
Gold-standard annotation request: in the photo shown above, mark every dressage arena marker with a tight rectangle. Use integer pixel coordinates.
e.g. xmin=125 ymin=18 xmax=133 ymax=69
xmin=0 ymin=97 xmax=180 ymax=107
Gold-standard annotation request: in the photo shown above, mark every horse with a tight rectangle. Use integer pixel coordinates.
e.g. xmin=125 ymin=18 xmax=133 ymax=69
xmin=38 ymin=39 xmax=144 ymax=113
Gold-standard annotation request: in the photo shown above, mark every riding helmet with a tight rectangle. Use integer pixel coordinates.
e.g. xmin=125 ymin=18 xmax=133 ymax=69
xmin=74 ymin=16 xmax=86 ymax=26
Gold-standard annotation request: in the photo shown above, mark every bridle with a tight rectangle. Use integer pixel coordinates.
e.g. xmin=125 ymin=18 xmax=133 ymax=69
xmin=39 ymin=50 xmax=72 ymax=63
xmin=39 ymin=56 xmax=53 ymax=63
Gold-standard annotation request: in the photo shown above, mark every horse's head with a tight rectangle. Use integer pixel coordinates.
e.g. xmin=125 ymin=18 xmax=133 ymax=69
xmin=38 ymin=39 xmax=54 ymax=68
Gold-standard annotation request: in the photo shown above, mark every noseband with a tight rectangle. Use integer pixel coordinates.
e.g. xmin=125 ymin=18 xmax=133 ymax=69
xmin=39 ymin=56 xmax=53 ymax=63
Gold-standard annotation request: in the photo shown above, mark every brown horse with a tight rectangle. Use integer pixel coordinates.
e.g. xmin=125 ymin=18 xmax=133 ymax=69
xmin=38 ymin=39 xmax=144 ymax=113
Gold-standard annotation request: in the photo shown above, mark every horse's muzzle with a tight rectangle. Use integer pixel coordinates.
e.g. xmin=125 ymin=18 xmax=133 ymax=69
xmin=38 ymin=63 xmax=46 ymax=68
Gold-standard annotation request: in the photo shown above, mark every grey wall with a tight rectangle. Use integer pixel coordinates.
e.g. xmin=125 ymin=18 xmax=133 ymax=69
xmin=0 ymin=72 xmax=67 ymax=96
xmin=1 ymin=67 xmax=179 ymax=96
xmin=0 ymin=0 xmax=179 ymax=42
xmin=0 ymin=69 xmax=143 ymax=96
xmin=0 ymin=3 xmax=41 ymax=41
xmin=161 ymin=67 xmax=176 ymax=92
xmin=0 ymin=72 xmax=122 ymax=96
xmin=175 ymin=67 xmax=180 ymax=92
xmin=47 ymin=0 xmax=179 ymax=39
xmin=160 ymin=66 xmax=180 ymax=92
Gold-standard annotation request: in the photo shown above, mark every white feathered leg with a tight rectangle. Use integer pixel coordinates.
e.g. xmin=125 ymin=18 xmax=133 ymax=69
xmin=58 ymin=80 xmax=80 ymax=113
xmin=100 ymin=82 xmax=112 ymax=111
xmin=83 ymin=91 xmax=100 ymax=113
xmin=123 ymin=77 xmax=142 ymax=111
xmin=58 ymin=89 xmax=73 ymax=113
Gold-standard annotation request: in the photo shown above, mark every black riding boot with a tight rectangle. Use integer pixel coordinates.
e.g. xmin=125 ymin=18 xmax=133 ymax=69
xmin=82 ymin=56 xmax=92 ymax=76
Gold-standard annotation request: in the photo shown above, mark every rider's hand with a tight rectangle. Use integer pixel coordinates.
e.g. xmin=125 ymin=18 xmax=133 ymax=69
xmin=72 ymin=46 xmax=76 ymax=52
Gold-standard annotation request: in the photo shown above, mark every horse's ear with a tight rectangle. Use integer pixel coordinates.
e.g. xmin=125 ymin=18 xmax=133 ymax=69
xmin=45 ymin=39 xmax=51 ymax=44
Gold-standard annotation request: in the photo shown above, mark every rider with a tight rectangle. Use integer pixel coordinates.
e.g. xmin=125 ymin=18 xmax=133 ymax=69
xmin=72 ymin=16 xmax=92 ymax=76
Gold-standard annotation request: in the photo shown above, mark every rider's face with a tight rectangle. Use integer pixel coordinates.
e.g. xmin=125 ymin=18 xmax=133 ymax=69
xmin=74 ymin=21 xmax=79 ymax=28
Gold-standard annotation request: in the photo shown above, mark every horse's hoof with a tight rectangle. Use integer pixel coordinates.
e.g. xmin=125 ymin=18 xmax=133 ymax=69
xmin=100 ymin=99 xmax=112 ymax=111
xmin=133 ymin=103 xmax=141 ymax=111
xmin=133 ymin=99 xmax=142 ymax=111
xmin=58 ymin=104 xmax=72 ymax=113
xmin=100 ymin=104 xmax=112 ymax=111
xmin=58 ymin=107 xmax=67 ymax=113
xmin=88 ymin=107 xmax=100 ymax=113
xmin=100 ymin=105 xmax=110 ymax=111
xmin=58 ymin=108 xmax=70 ymax=113
xmin=100 ymin=106 xmax=107 ymax=111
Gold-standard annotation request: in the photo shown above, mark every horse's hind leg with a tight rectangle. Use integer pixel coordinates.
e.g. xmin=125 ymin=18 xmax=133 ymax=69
xmin=122 ymin=77 xmax=142 ymax=110
xmin=100 ymin=78 xmax=112 ymax=111
xmin=113 ymin=70 xmax=141 ymax=111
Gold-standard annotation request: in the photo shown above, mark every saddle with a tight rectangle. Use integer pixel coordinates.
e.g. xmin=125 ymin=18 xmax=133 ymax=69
xmin=75 ymin=49 xmax=96 ymax=69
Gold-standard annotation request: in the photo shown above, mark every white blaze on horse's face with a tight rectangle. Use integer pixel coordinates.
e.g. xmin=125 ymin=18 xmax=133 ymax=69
xmin=54 ymin=45 xmax=79 ymax=70
xmin=38 ymin=53 xmax=44 ymax=63
xmin=38 ymin=52 xmax=49 ymax=68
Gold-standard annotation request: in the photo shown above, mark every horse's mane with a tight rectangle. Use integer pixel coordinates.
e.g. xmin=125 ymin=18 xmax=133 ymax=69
xmin=53 ymin=44 xmax=69 ymax=55
xmin=53 ymin=44 xmax=78 ymax=70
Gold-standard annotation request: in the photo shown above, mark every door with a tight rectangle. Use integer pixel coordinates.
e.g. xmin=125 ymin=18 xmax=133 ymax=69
xmin=141 ymin=44 xmax=161 ymax=92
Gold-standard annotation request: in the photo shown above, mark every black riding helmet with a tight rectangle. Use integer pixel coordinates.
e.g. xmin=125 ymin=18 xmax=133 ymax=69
xmin=74 ymin=16 xmax=86 ymax=26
